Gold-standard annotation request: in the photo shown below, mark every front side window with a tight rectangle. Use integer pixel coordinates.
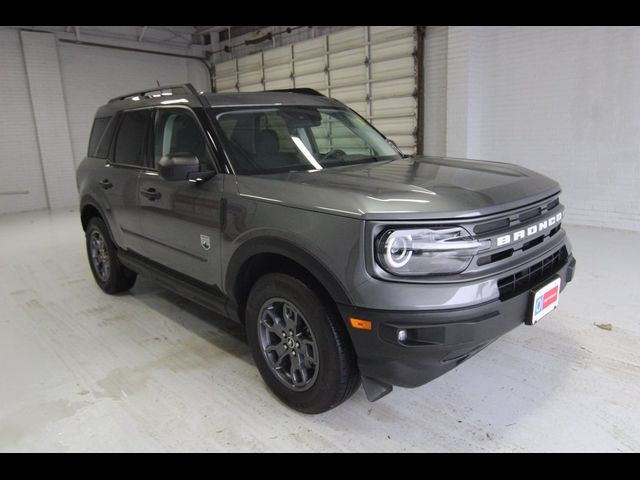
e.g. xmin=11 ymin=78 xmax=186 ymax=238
xmin=113 ymin=110 xmax=152 ymax=167
xmin=209 ymin=106 xmax=400 ymax=175
xmin=154 ymin=109 xmax=212 ymax=168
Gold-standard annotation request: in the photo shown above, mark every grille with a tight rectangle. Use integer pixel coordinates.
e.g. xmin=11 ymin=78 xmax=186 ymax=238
xmin=497 ymin=246 xmax=568 ymax=300
xmin=519 ymin=207 xmax=541 ymax=222
xmin=547 ymin=198 xmax=560 ymax=210
xmin=474 ymin=217 xmax=510 ymax=235
xmin=473 ymin=196 xmax=559 ymax=235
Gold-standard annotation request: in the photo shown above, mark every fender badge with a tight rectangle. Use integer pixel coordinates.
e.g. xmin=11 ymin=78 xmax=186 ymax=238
xmin=200 ymin=234 xmax=211 ymax=251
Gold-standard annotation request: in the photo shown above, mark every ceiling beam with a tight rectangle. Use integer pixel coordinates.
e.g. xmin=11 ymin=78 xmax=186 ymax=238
xmin=194 ymin=26 xmax=231 ymax=35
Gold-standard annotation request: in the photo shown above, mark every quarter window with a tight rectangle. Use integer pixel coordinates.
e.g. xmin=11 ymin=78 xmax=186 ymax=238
xmin=88 ymin=116 xmax=115 ymax=158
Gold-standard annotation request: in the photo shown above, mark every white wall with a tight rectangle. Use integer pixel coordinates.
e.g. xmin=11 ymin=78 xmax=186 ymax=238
xmin=0 ymin=29 xmax=49 ymax=214
xmin=0 ymin=28 xmax=209 ymax=215
xmin=59 ymin=43 xmax=209 ymax=169
xmin=21 ymin=31 xmax=77 ymax=210
xmin=425 ymin=26 xmax=640 ymax=232
xmin=423 ymin=26 xmax=448 ymax=157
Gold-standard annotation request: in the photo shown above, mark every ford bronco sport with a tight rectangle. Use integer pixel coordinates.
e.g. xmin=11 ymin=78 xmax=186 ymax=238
xmin=77 ymin=84 xmax=576 ymax=413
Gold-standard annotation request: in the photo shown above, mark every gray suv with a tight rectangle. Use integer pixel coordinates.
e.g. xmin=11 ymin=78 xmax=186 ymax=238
xmin=77 ymin=84 xmax=576 ymax=413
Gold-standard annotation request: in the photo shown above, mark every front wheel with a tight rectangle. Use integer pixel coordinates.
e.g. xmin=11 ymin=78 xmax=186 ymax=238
xmin=245 ymin=273 xmax=360 ymax=413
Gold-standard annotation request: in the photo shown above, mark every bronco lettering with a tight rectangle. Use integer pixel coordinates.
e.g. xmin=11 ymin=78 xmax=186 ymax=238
xmin=496 ymin=212 xmax=563 ymax=247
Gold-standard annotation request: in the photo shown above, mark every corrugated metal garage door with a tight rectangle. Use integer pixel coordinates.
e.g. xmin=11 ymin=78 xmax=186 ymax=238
xmin=213 ymin=26 xmax=419 ymax=154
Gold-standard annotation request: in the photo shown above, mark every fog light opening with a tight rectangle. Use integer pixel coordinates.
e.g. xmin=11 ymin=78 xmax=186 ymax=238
xmin=398 ymin=329 xmax=408 ymax=343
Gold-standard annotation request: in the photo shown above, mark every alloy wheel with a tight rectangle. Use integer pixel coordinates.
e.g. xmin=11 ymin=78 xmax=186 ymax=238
xmin=89 ymin=230 xmax=111 ymax=282
xmin=257 ymin=298 xmax=319 ymax=391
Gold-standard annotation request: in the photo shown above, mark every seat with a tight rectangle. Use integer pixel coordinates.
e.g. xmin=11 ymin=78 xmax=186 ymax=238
xmin=253 ymin=129 xmax=299 ymax=169
xmin=255 ymin=129 xmax=280 ymax=155
xmin=171 ymin=117 xmax=205 ymax=160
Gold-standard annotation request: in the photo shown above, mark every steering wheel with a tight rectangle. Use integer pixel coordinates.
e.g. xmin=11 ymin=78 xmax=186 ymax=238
xmin=322 ymin=149 xmax=347 ymax=160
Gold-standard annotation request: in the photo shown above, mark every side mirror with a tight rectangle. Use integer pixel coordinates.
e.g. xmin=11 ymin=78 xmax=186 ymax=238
xmin=158 ymin=154 xmax=199 ymax=181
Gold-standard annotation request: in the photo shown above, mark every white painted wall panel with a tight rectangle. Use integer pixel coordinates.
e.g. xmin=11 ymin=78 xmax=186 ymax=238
xmin=431 ymin=26 xmax=640 ymax=231
xmin=0 ymin=29 xmax=48 ymax=214
xmin=216 ymin=77 xmax=237 ymax=92
xmin=0 ymin=28 xmax=208 ymax=215
xmin=293 ymin=37 xmax=325 ymax=61
xmin=331 ymin=84 xmax=366 ymax=104
xmin=423 ymin=26 xmax=448 ymax=157
xmin=330 ymin=46 xmax=362 ymax=68
xmin=372 ymin=77 xmax=415 ymax=100
xmin=20 ymin=31 xmax=77 ymax=210
xmin=370 ymin=36 xmax=414 ymax=62
xmin=237 ymin=53 xmax=262 ymax=89
xmin=214 ymin=59 xmax=237 ymax=92
xmin=370 ymin=26 xmax=414 ymax=43
xmin=263 ymin=47 xmax=291 ymax=67
xmin=375 ymin=117 xmax=416 ymax=136
xmin=264 ymin=63 xmax=291 ymax=84
xmin=58 ymin=43 xmax=209 ymax=169
xmin=370 ymin=57 xmax=415 ymax=83
xmin=444 ymin=26 xmax=473 ymax=158
xmin=348 ymin=102 xmax=368 ymax=118
xmin=328 ymin=28 xmax=364 ymax=52
xmin=264 ymin=77 xmax=291 ymax=90
xmin=330 ymin=65 xmax=366 ymax=88
xmin=295 ymin=72 xmax=326 ymax=90
xmin=294 ymin=57 xmax=324 ymax=76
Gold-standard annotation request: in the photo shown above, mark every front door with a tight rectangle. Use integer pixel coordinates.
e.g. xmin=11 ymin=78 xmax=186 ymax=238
xmin=137 ymin=107 xmax=223 ymax=286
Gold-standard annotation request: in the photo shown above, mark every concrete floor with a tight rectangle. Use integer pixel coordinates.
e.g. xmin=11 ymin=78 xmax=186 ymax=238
xmin=0 ymin=208 xmax=638 ymax=452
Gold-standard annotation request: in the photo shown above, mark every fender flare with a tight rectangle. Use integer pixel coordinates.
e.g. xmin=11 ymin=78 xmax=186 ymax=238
xmin=79 ymin=196 xmax=120 ymax=248
xmin=225 ymin=236 xmax=352 ymax=306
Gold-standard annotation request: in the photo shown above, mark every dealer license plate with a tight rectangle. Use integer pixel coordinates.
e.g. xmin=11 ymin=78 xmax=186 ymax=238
xmin=528 ymin=277 xmax=561 ymax=325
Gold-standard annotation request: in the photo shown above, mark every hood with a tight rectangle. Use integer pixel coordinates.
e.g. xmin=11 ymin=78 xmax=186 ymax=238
xmin=234 ymin=156 xmax=561 ymax=220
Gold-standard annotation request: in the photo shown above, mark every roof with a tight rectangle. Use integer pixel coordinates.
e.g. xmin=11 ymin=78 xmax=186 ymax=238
xmin=202 ymin=91 xmax=341 ymax=108
xmin=95 ymin=84 xmax=342 ymax=118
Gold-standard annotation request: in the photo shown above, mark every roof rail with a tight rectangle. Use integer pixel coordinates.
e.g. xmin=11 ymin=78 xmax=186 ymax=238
xmin=265 ymin=88 xmax=325 ymax=97
xmin=108 ymin=83 xmax=201 ymax=104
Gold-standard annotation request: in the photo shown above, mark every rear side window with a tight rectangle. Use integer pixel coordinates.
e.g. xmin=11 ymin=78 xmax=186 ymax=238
xmin=88 ymin=116 xmax=115 ymax=158
xmin=113 ymin=110 xmax=152 ymax=167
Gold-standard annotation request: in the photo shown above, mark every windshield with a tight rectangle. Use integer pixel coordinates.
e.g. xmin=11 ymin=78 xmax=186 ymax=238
xmin=208 ymin=106 xmax=401 ymax=175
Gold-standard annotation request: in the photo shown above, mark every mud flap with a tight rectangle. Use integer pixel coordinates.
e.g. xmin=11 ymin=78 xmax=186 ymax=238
xmin=361 ymin=376 xmax=393 ymax=402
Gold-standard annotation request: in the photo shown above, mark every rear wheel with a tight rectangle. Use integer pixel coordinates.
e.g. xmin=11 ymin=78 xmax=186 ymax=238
xmin=86 ymin=217 xmax=137 ymax=294
xmin=246 ymin=273 xmax=360 ymax=413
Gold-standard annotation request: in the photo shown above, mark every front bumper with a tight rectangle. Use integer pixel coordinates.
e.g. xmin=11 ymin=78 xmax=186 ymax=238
xmin=338 ymin=254 xmax=576 ymax=399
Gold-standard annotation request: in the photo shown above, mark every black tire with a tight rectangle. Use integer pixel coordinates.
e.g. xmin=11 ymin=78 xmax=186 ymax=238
xmin=85 ymin=217 xmax=137 ymax=294
xmin=246 ymin=273 xmax=360 ymax=413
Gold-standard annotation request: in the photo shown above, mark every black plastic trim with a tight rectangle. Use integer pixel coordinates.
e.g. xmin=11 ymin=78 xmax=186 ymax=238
xmin=118 ymin=249 xmax=235 ymax=321
xmin=225 ymin=237 xmax=352 ymax=307
xmin=338 ymin=253 xmax=575 ymax=391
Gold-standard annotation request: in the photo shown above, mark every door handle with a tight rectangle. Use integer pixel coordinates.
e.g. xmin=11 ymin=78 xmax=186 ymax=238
xmin=99 ymin=179 xmax=113 ymax=190
xmin=140 ymin=188 xmax=162 ymax=201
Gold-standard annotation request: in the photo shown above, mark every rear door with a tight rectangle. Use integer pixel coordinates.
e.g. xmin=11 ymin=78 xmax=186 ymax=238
xmin=137 ymin=107 xmax=224 ymax=286
xmin=98 ymin=109 xmax=152 ymax=251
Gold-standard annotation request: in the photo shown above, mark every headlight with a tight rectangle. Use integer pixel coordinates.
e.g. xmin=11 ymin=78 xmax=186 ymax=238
xmin=375 ymin=227 xmax=490 ymax=276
